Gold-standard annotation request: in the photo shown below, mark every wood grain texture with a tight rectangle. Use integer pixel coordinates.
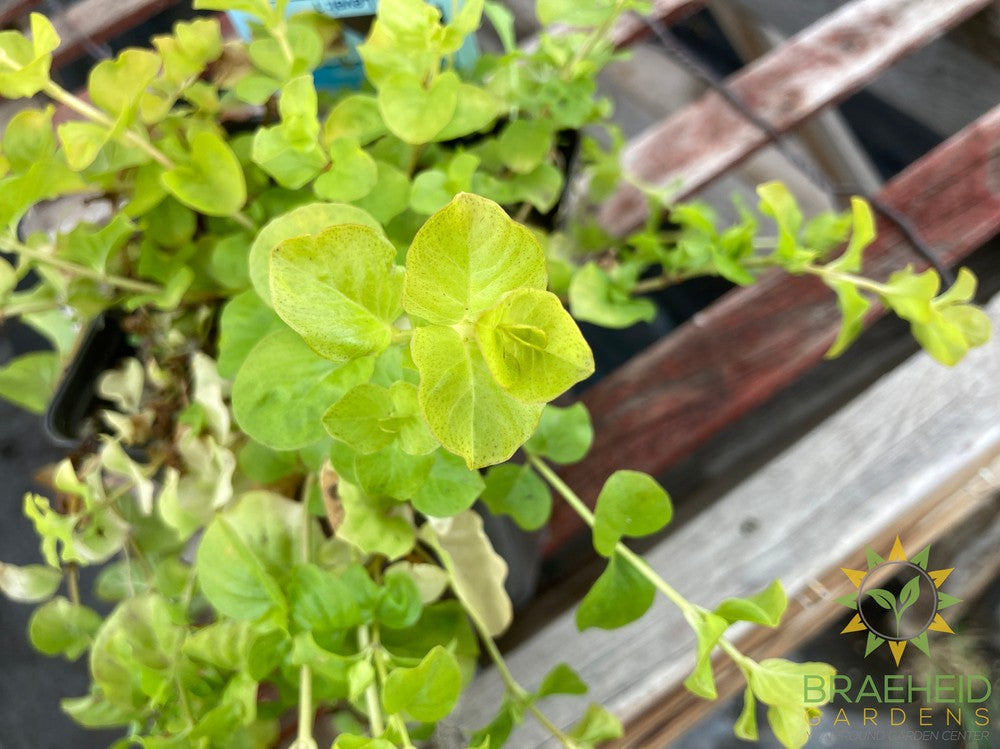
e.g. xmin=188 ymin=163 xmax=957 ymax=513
xmin=610 ymin=0 xmax=706 ymax=48
xmin=545 ymin=103 xmax=1000 ymax=556
xmin=454 ymin=292 xmax=1000 ymax=747
xmin=598 ymin=0 xmax=992 ymax=235
xmin=51 ymin=0 xmax=184 ymax=66
xmin=0 ymin=0 xmax=41 ymax=27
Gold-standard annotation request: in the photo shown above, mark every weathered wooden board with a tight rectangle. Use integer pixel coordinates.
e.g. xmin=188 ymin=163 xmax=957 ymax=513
xmin=545 ymin=103 xmax=1000 ymax=556
xmin=726 ymin=0 xmax=1000 ymax=138
xmin=598 ymin=0 xmax=992 ymax=235
xmin=454 ymin=291 xmax=1000 ymax=747
xmin=0 ymin=0 xmax=42 ymax=27
xmin=610 ymin=0 xmax=705 ymax=48
xmin=51 ymin=0 xmax=185 ymax=66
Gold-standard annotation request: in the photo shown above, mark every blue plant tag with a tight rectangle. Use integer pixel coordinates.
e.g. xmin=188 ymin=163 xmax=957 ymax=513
xmin=228 ymin=0 xmax=479 ymax=91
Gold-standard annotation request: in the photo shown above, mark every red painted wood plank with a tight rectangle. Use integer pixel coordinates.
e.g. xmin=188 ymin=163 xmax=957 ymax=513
xmin=51 ymin=0 xmax=185 ymax=67
xmin=611 ymin=0 xmax=705 ymax=49
xmin=0 ymin=0 xmax=42 ymax=27
xmin=598 ymin=0 xmax=992 ymax=235
xmin=546 ymin=104 xmax=1000 ymax=555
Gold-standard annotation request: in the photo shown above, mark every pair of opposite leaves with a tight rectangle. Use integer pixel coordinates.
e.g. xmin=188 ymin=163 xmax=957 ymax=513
xmin=268 ymin=192 xmax=594 ymax=469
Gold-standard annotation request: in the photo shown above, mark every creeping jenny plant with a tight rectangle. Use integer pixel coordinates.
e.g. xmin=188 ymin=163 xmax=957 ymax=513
xmin=0 ymin=0 xmax=991 ymax=748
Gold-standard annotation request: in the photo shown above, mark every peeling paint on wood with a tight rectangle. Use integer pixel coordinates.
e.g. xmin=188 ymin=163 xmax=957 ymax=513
xmin=599 ymin=0 xmax=993 ymax=235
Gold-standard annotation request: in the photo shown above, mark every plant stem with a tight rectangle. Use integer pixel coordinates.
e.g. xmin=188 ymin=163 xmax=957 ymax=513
xmin=231 ymin=212 xmax=257 ymax=232
xmin=65 ymin=563 xmax=80 ymax=605
xmin=2 ymin=236 xmax=163 ymax=295
xmin=474 ymin=619 xmax=581 ymax=749
xmin=423 ymin=528 xmax=580 ymax=748
xmin=293 ymin=475 xmax=318 ymax=749
xmin=44 ymin=81 xmax=176 ymax=170
xmin=0 ymin=300 xmax=61 ymax=319
xmin=527 ymin=455 xmax=698 ymax=619
xmin=357 ymin=625 xmax=386 ymax=737
xmin=806 ymin=265 xmax=887 ymax=296
xmin=371 ymin=629 xmax=415 ymax=748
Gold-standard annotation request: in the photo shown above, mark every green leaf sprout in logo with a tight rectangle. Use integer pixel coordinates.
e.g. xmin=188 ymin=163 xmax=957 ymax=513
xmin=837 ymin=536 xmax=961 ymax=665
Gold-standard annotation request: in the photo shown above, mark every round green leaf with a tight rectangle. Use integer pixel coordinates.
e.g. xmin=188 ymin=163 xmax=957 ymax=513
xmin=338 ymin=482 xmax=415 ymax=560
xmin=0 ymin=561 xmax=62 ymax=603
xmin=377 ymin=569 xmax=423 ymax=629
xmin=382 ymin=645 xmax=462 ymax=722
xmin=323 ymin=94 xmax=387 ymax=146
xmin=28 ymin=596 xmax=101 ymax=659
xmin=232 ymin=328 xmax=374 ymax=450
xmin=410 ymin=449 xmax=485 ymax=517
xmin=378 ymin=71 xmax=460 ymax=145
xmin=161 ymin=130 xmax=247 ymax=217
xmin=216 ymin=289 xmax=286 ymax=378
xmin=314 ymin=137 xmax=379 ymax=202
xmin=576 ymin=552 xmax=654 ymax=631
xmin=289 ymin=563 xmax=363 ymax=633
xmin=270 ymin=224 xmax=403 ymax=362
xmin=592 ymin=470 xmax=673 ymax=557
xmin=476 ymin=287 xmax=594 ymax=402
xmin=411 ymin=325 xmax=542 ymax=469
xmin=403 ymin=192 xmax=546 ymax=326
xmin=248 ymin=202 xmax=383 ymax=304
xmin=524 ymin=403 xmax=593 ymax=464
xmin=481 ymin=463 xmax=552 ymax=531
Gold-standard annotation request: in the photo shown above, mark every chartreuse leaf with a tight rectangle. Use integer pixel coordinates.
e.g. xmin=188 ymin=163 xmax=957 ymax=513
xmin=0 ymin=351 xmax=59 ymax=413
xmin=411 ymin=449 xmax=484 ymax=517
xmin=88 ymin=48 xmax=161 ymax=134
xmin=909 ymin=268 xmax=992 ymax=365
xmin=90 ymin=594 xmax=184 ymax=710
xmin=735 ymin=686 xmax=759 ymax=741
xmin=535 ymin=663 xmax=588 ymax=698
xmin=161 ymin=130 xmax=247 ymax=216
xmin=411 ymin=325 xmax=543 ymax=469
xmin=0 ymin=561 xmax=62 ymax=603
xmin=314 ymin=137 xmax=378 ymax=202
xmin=569 ymin=261 xmax=656 ymax=328
xmin=379 ymin=71 xmax=460 ymax=144
xmin=592 ymin=470 xmax=673 ymax=557
xmin=682 ymin=610 xmax=728 ymax=699
xmin=378 ymin=568 xmax=423 ymax=629
xmin=714 ymin=579 xmax=787 ymax=627
xmin=382 ymin=645 xmax=462 ymax=722
xmin=481 ymin=463 xmax=552 ymax=531
xmin=28 ymin=596 xmax=102 ymax=659
xmin=525 ymin=403 xmax=593 ymax=464
xmin=576 ymin=551 xmax=654 ymax=631
xmin=568 ymin=704 xmax=624 ymax=745
xmin=61 ymin=692 xmax=134 ymax=729
xmin=196 ymin=514 xmax=286 ymax=621
xmin=422 ymin=511 xmax=513 ymax=637
xmin=323 ymin=382 xmax=437 ymax=456
xmin=403 ymin=192 xmax=546 ymax=325
xmin=824 ymin=281 xmax=870 ymax=358
xmin=433 ymin=83 xmax=502 ymax=142
xmin=182 ymin=620 xmax=256 ymax=671
xmin=232 ymin=328 xmax=374 ymax=450
xmin=248 ymin=202 xmax=383 ymax=304
xmin=476 ymin=287 xmax=594 ymax=402
xmin=744 ymin=658 xmax=836 ymax=749
xmin=289 ymin=563 xmax=363 ymax=632
xmin=827 ymin=197 xmax=875 ymax=273
xmin=252 ymin=75 xmax=327 ymax=187
xmin=757 ymin=181 xmax=803 ymax=263
xmin=216 ymin=290 xmax=285 ymax=378
xmin=323 ymin=94 xmax=387 ymax=146
xmin=0 ymin=14 xmax=60 ymax=98
xmin=354 ymin=442 xmax=434 ymax=499
xmin=270 ymin=224 xmax=403 ymax=361
xmin=881 ymin=266 xmax=939 ymax=324
xmin=354 ymin=160 xmax=411 ymax=224
xmin=338 ymin=481 xmax=415 ymax=560
xmin=498 ymin=119 xmax=555 ymax=174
